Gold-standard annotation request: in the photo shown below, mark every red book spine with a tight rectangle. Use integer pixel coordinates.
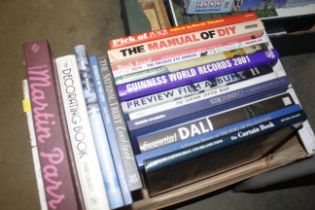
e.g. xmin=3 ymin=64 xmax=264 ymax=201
xmin=109 ymin=12 xmax=257 ymax=49
xmin=23 ymin=40 xmax=81 ymax=210
xmin=108 ymin=19 xmax=265 ymax=65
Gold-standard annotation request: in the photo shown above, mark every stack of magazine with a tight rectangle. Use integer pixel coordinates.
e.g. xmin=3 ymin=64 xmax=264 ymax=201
xmin=22 ymin=12 xmax=315 ymax=210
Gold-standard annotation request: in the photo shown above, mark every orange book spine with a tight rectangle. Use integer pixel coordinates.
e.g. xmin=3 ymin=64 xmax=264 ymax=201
xmin=108 ymin=19 xmax=265 ymax=66
xmin=109 ymin=12 xmax=257 ymax=49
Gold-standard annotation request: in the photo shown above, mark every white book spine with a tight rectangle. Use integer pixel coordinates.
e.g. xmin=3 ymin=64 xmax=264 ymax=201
xmin=22 ymin=79 xmax=48 ymax=210
xmin=55 ymin=55 xmax=110 ymax=210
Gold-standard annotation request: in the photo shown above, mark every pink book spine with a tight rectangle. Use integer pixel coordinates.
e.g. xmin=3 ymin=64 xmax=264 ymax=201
xmin=23 ymin=40 xmax=81 ymax=210
xmin=111 ymin=34 xmax=263 ymax=76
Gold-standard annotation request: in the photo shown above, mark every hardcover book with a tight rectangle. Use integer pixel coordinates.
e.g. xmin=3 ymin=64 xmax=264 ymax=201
xmin=94 ymin=56 xmax=143 ymax=191
xmin=89 ymin=56 xmax=142 ymax=191
xmin=74 ymin=45 xmax=127 ymax=209
xmin=137 ymin=93 xmax=295 ymax=152
xmin=135 ymin=94 xmax=301 ymax=168
xmin=126 ymin=67 xmax=281 ymax=122
xmin=111 ymin=35 xmax=266 ymax=77
xmin=55 ymin=55 xmax=110 ymax=210
xmin=117 ymin=49 xmax=279 ymax=101
xmin=121 ymin=65 xmax=273 ymax=114
xmin=127 ymin=76 xmax=290 ymax=141
xmin=108 ymin=19 xmax=265 ymax=64
xmin=23 ymin=40 xmax=81 ymax=210
xmin=109 ymin=12 xmax=258 ymax=49
xmin=145 ymin=125 xmax=301 ymax=195
xmin=112 ymin=40 xmax=268 ymax=79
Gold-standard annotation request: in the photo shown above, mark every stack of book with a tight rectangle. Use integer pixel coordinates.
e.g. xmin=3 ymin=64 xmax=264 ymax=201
xmin=22 ymin=12 xmax=315 ymax=210
xmin=107 ymin=12 xmax=315 ymax=196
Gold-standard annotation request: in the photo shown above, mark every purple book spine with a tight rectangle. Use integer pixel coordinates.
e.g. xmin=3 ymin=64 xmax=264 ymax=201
xmin=23 ymin=40 xmax=81 ymax=210
xmin=117 ymin=49 xmax=279 ymax=101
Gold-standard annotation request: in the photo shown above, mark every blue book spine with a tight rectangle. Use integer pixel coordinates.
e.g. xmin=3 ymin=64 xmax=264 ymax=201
xmin=127 ymin=76 xmax=290 ymax=136
xmin=74 ymin=45 xmax=125 ymax=209
xmin=98 ymin=56 xmax=143 ymax=191
xmin=137 ymin=93 xmax=293 ymax=153
xmin=129 ymin=85 xmax=286 ymax=154
xmin=136 ymin=104 xmax=303 ymax=169
xmin=145 ymin=109 xmax=306 ymax=172
xmin=89 ymin=56 xmax=133 ymax=204
xmin=117 ymin=49 xmax=279 ymax=101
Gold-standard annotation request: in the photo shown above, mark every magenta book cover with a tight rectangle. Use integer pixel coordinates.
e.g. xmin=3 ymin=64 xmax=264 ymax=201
xmin=23 ymin=40 xmax=81 ymax=210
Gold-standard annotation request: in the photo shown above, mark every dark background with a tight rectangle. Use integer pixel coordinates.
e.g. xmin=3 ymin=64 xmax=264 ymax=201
xmin=0 ymin=0 xmax=314 ymax=209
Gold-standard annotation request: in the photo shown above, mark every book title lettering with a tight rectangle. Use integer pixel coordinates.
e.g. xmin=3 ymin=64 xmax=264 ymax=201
xmin=62 ymin=65 xmax=88 ymax=159
xmin=118 ymin=26 xmax=236 ymax=57
xmin=28 ymin=64 xmax=66 ymax=209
